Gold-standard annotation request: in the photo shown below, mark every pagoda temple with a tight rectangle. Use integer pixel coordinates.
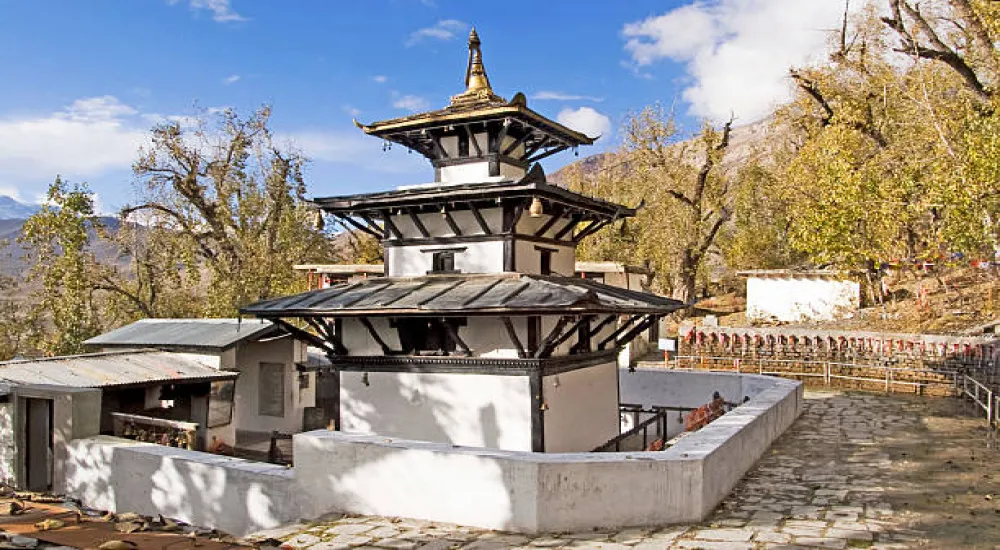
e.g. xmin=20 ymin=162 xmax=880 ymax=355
xmin=242 ymin=29 xmax=684 ymax=453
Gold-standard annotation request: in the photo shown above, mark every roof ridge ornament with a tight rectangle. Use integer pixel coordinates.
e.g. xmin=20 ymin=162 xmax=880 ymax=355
xmin=450 ymin=27 xmax=506 ymax=106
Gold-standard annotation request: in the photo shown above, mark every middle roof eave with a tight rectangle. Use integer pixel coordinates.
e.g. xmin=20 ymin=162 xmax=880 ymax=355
xmin=312 ymin=180 xmax=636 ymax=219
xmin=240 ymin=274 xmax=684 ymax=318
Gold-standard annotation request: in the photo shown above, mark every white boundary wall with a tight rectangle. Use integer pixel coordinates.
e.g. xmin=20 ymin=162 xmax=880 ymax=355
xmin=62 ymin=369 xmax=801 ymax=536
xmin=746 ymin=275 xmax=860 ymax=322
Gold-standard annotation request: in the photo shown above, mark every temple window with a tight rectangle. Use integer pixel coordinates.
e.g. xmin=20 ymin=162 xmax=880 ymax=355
xmin=393 ymin=318 xmax=467 ymax=356
xmin=425 ymin=248 xmax=465 ymax=274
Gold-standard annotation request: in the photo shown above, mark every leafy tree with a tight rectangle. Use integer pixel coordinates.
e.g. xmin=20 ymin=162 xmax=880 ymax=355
xmin=126 ymin=107 xmax=333 ymax=315
xmin=0 ymin=274 xmax=40 ymax=360
xmin=567 ymin=106 xmax=736 ymax=303
xmin=19 ymin=178 xmax=103 ymax=355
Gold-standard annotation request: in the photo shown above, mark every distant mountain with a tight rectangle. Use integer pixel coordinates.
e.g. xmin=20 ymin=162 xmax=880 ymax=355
xmin=0 ymin=216 xmax=122 ymax=277
xmin=0 ymin=196 xmax=40 ymax=220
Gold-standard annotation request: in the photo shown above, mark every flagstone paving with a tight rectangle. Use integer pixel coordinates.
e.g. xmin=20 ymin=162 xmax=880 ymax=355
xmin=265 ymin=389 xmax=1000 ymax=549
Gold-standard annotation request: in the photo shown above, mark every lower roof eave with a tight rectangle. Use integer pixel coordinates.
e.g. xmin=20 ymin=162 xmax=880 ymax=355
xmin=245 ymin=307 xmax=679 ymax=318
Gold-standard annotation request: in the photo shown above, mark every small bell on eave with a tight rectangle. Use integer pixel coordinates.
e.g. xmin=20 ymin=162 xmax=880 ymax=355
xmin=528 ymin=197 xmax=544 ymax=218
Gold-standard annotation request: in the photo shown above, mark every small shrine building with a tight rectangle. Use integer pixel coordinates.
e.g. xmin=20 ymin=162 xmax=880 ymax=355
xmin=242 ymin=29 xmax=684 ymax=453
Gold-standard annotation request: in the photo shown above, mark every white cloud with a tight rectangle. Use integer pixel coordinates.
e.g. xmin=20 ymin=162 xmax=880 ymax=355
xmin=168 ymin=0 xmax=246 ymax=22
xmin=223 ymin=74 xmax=241 ymax=85
xmin=622 ymin=0 xmax=865 ymax=122
xmin=343 ymin=105 xmax=363 ymax=117
xmin=532 ymin=91 xmax=604 ymax=102
xmin=282 ymin=131 xmax=427 ymax=175
xmin=406 ymin=19 xmax=467 ymax=46
xmin=372 ymin=75 xmax=388 ymax=84
xmin=392 ymin=94 xmax=430 ymax=112
xmin=557 ymin=107 xmax=611 ymax=140
xmin=0 ymin=96 xmax=148 ymax=190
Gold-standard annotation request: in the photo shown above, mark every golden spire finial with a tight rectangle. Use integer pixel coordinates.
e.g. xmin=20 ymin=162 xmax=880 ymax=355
xmin=465 ymin=27 xmax=491 ymax=93
xmin=451 ymin=27 xmax=504 ymax=106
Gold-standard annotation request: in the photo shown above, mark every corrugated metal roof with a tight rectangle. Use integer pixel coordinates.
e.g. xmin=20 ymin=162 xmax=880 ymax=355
xmin=0 ymin=350 xmax=237 ymax=388
xmin=84 ymin=318 xmax=278 ymax=351
xmin=242 ymin=273 xmax=684 ymax=317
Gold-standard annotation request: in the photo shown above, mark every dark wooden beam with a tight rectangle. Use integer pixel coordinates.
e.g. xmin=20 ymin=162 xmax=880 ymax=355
xmin=442 ymin=208 xmax=462 ymax=236
xmin=614 ymin=315 xmax=658 ymax=348
xmin=335 ymin=214 xmax=381 ymax=239
xmin=272 ymin=318 xmax=339 ymax=356
xmin=588 ymin=314 xmax=619 ymax=338
xmin=525 ymin=145 xmax=570 ymax=165
xmin=501 ymin=316 xmax=526 ymax=358
xmin=359 ymin=317 xmax=396 ymax=355
xmin=534 ymin=316 xmax=571 ymax=358
xmin=530 ymin=370 xmax=545 ymax=452
xmin=379 ymin=211 xmax=404 ymax=239
xmin=303 ymin=317 xmax=348 ymax=355
xmin=431 ymin=135 xmax=449 ymax=159
xmin=493 ymin=121 xmax=511 ymax=154
xmin=538 ymin=315 xmax=594 ymax=358
xmin=504 ymin=201 xmax=525 ymax=234
xmin=597 ymin=315 xmax=644 ymax=350
xmin=533 ymin=210 xmax=563 ymax=238
xmin=466 ymin=126 xmax=483 ymax=157
xmin=502 ymin=131 xmax=532 ymax=156
xmin=573 ymin=219 xmax=610 ymax=242
xmin=406 ymin=208 xmax=430 ymax=238
xmin=468 ymin=202 xmax=493 ymax=235
xmin=440 ymin=319 xmax=473 ymax=357
xmin=552 ymin=215 xmax=581 ymax=241
xmin=522 ymin=137 xmax=551 ymax=160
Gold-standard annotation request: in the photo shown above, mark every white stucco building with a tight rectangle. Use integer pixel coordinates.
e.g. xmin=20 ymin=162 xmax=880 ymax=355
xmin=740 ymin=270 xmax=860 ymax=323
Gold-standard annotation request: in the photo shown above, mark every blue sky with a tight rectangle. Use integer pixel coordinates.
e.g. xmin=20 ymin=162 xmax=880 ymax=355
xmin=0 ymin=0 xmax=854 ymax=213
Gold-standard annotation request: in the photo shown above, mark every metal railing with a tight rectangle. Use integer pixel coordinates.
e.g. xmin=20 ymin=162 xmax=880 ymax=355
xmin=960 ymin=374 xmax=1000 ymax=427
xmin=645 ymin=355 xmax=962 ymax=393
xmin=593 ymin=409 xmax=669 ymax=452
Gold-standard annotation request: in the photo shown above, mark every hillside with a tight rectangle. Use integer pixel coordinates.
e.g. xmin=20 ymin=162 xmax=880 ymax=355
xmin=549 ymin=116 xmax=777 ymax=185
xmin=0 ymin=196 xmax=125 ymax=277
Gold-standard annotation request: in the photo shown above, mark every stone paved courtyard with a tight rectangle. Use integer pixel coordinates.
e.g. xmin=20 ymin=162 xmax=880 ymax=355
xmin=261 ymin=389 xmax=1000 ymax=549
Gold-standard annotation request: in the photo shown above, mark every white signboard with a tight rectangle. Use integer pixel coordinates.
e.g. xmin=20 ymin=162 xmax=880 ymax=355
xmin=658 ymin=338 xmax=676 ymax=352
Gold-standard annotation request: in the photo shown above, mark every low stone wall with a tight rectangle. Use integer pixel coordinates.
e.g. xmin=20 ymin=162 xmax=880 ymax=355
xmin=62 ymin=369 xmax=802 ymax=536
xmin=64 ymin=436 xmax=297 ymax=537
xmin=675 ymin=325 xmax=999 ymax=395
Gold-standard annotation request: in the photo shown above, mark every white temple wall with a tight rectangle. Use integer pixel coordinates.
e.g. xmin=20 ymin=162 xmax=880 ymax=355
xmin=499 ymin=161 xmax=527 ymax=180
xmin=514 ymin=240 xmax=575 ymax=277
xmin=440 ymin=163 xmax=488 ymax=183
xmin=542 ymin=362 xmax=619 ymax=452
xmin=339 ymin=371 xmax=532 ymax=451
xmin=385 ymin=241 xmax=505 ymax=276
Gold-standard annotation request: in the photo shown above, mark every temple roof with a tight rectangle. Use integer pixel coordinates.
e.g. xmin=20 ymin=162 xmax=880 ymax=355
xmin=313 ymin=175 xmax=635 ymax=219
xmin=241 ymin=273 xmax=684 ymax=317
xmin=353 ymin=28 xmax=595 ymax=150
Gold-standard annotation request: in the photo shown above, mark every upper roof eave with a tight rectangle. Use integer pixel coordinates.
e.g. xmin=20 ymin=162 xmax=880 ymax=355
xmin=355 ymin=103 xmax=595 ymax=146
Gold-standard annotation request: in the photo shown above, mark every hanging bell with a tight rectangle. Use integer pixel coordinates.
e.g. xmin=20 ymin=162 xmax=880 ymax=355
xmin=528 ymin=197 xmax=544 ymax=218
